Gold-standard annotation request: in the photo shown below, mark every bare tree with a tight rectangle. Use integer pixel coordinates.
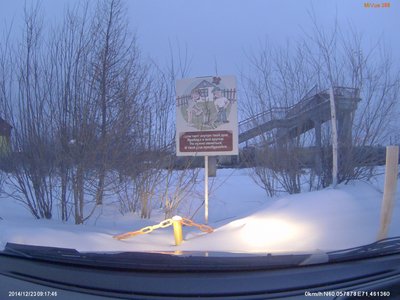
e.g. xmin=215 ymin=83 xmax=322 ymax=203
xmin=303 ymin=17 xmax=400 ymax=183
xmin=90 ymin=0 xmax=151 ymax=206
xmin=242 ymin=18 xmax=400 ymax=195
xmin=241 ymin=40 xmax=315 ymax=195
xmin=0 ymin=0 xmax=203 ymax=223
xmin=48 ymin=0 xmax=153 ymax=223
xmin=1 ymin=3 xmax=57 ymax=219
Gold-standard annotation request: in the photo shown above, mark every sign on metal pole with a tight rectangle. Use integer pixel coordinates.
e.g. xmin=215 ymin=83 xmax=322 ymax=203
xmin=176 ymin=75 xmax=238 ymax=157
xmin=176 ymin=75 xmax=238 ymax=223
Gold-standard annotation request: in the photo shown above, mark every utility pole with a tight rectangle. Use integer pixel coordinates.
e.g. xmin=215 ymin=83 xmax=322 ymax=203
xmin=329 ymin=87 xmax=338 ymax=188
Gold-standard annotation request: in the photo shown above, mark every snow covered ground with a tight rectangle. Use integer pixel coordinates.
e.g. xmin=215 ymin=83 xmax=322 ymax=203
xmin=1 ymin=168 xmax=400 ymax=254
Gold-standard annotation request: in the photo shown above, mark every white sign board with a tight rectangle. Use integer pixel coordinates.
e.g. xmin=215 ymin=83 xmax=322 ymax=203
xmin=176 ymin=75 xmax=238 ymax=156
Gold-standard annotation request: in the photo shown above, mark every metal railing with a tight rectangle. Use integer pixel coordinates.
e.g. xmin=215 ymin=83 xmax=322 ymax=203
xmin=239 ymin=107 xmax=288 ymax=133
xmin=241 ymin=86 xmax=360 ymax=129
xmin=239 ymin=86 xmax=360 ymax=143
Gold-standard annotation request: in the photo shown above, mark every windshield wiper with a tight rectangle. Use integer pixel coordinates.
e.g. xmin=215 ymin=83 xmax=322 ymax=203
xmin=3 ymin=237 xmax=400 ymax=270
xmin=328 ymin=236 xmax=400 ymax=262
xmin=2 ymin=243 xmax=312 ymax=271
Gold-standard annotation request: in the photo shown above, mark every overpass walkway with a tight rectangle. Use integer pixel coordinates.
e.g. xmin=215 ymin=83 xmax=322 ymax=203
xmin=239 ymin=86 xmax=360 ymax=145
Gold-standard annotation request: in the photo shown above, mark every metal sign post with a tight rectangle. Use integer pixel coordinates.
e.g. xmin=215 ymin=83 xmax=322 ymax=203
xmin=176 ymin=75 xmax=238 ymax=224
xmin=205 ymin=156 xmax=209 ymax=224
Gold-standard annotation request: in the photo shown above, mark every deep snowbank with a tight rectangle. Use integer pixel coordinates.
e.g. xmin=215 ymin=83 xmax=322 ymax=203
xmin=1 ymin=169 xmax=399 ymax=254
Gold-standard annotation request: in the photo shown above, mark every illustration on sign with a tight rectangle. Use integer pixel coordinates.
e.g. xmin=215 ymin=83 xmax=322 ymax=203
xmin=176 ymin=76 xmax=238 ymax=156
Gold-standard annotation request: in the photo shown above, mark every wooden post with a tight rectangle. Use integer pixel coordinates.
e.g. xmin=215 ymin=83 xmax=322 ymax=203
xmin=377 ymin=146 xmax=399 ymax=241
xmin=204 ymin=155 xmax=209 ymax=224
xmin=329 ymin=87 xmax=338 ymax=188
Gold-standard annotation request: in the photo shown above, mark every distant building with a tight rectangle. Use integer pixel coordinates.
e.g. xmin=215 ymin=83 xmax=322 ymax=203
xmin=0 ymin=117 xmax=12 ymax=155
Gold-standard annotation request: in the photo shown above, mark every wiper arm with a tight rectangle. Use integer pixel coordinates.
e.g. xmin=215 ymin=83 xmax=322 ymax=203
xmin=328 ymin=236 xmax=400 ymax=262
xmin=2 ymin=243 xmax=312 ymax=271
xmin=3 ymin=243 xmax=81 ymax=260
xmin=5 ymin=238 xmax=400 ymax=270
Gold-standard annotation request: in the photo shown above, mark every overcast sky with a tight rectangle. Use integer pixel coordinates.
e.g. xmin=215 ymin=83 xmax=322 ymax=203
xmin=1 ymin=0 xmax=399 ymax=77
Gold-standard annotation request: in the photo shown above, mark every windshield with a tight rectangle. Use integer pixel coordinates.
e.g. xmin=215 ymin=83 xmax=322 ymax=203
xmin=0 ymin=0 xmax=399 ymax=260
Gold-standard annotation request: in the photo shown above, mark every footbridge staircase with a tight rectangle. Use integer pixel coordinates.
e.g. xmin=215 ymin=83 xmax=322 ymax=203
xmin=239 ymin=86 xmax=360 ymax=146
